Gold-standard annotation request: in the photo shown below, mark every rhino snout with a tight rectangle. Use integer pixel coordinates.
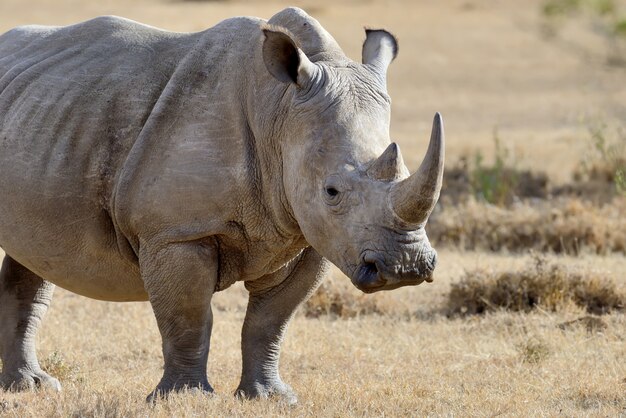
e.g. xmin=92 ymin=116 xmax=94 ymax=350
xmin=351 ymin=250 xmax=437 ymax=293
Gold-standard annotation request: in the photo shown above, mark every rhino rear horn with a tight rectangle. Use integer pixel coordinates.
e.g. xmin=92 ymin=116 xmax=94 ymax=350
xmin=390 ymin=113 xmax=445 ymax=225
xmin=367 ymin=143 xmax=407 ymax=181
xmin=362 ymin=29 xmax=398 ymax=87
xmin=262 ymin=26 xmax=317 ymax=87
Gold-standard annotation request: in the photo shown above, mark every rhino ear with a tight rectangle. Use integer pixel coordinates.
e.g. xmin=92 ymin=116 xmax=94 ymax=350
xmin=262 ymin=27 xmax=316 ymax=86
xmin=362 ymin=29 xmax=398 ymax=86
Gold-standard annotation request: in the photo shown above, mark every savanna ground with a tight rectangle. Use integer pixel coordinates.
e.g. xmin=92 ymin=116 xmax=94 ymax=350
xmin=1 ymin=0 xmax=625 ymax=416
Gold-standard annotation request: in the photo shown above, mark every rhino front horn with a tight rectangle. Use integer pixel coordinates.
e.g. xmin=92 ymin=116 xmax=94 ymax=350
xmin=390 ymin=113 xmax=445 ymax=225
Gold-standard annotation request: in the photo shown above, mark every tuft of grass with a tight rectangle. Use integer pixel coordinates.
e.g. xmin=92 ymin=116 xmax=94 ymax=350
xmin=469 ymin=130 xmax=519 ymax=206
xmin=572 ymin=389 xmax=626 ymax=411
xmin=468 ymin=130 xmax=543 ymax=206
xmin=517 ymin=337 xmax=551 ymax=364
xmin=442 ymin=135 xmax=548 ymax=207
xmin=446 ymin=256 xmax=625 ymax=316
xmin=574 ymin=122 xmax=626 ymax=194
xmin=41 ymin=351 xmax=82 ymax=383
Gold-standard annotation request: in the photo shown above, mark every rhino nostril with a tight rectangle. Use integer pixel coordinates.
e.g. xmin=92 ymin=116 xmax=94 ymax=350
xmin=363 ymin=262 xmax=378 ymax=275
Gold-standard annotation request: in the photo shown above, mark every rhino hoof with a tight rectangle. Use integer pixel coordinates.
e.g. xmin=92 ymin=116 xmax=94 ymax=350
xmin=235 ymin=381 xmax=298 ymax=405
xmin=146 ymin=380 xmax=214 ymax=403
xmin=0 ymin=370 xmax=61 ymax=392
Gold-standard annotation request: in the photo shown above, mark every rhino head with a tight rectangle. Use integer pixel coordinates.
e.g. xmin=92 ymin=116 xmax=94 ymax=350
xmin=261 ymin=16 xmax=444 ymax=293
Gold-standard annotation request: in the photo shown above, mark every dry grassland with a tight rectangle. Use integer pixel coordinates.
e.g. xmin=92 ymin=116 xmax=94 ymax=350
xmin=1 ymin=252 xmax=624 ymax=417
xmin=1 ymin=252 xmax=626 ymax=417
xmin=1 ymin=0 xmax=626 ymax=416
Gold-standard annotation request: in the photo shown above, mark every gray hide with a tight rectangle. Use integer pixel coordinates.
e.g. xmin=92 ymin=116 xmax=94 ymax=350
xmin=0 ymin=7 xmax=444 ymax=402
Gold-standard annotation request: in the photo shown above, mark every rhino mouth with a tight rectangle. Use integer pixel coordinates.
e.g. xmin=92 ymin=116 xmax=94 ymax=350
xmin=351 ymin=252 xmax=436 ymax=293
xmin=353 ymin=262 xmax=385 ymax=293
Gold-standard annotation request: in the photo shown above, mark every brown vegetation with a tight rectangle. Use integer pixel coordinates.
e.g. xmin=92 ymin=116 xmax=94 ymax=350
xmin=429 ymin=196 xmax=626 ymax=254
xmin=446 ymin=257 xmax=625 ymax=316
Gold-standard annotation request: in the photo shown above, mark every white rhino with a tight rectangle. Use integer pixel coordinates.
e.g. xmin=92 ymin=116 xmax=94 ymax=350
xmin=0 ymin=7 xmax=444 ymax=403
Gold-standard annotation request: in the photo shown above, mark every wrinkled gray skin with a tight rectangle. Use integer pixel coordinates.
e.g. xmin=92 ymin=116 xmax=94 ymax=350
xmin=0 ymin=8 xmax=445 ymax=403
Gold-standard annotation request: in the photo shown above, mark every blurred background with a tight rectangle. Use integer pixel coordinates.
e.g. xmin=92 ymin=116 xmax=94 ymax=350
xmin=1 ymin=0 xmax=625 ymax=183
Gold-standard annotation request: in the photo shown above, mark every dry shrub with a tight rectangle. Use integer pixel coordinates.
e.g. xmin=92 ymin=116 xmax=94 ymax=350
xmin=443 ymin=123 xmax=625 ymax=205
xmin=446 ymin=257 xmax=625 ymax=316
xmin=304 ymin=279 xmax=383 ymax=319
xmin=429 ymin=196 xmax=626 ymax=254
xmin=551 ymin=179 xmax=617 ymax=204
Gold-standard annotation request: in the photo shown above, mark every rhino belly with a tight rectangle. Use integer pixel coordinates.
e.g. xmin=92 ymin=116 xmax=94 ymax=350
xmin=0 ymin=235 xmax=146 ymax=302
xmin=0 ymin=196 xmax=146 ymax=301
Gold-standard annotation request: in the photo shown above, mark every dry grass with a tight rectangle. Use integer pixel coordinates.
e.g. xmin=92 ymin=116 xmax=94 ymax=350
xmin=40 ymin=352 xmax=82 ymax=385
xmin=1 ymin=0 xmax=626 ymax=415
xmin=0 ymin=253 xmax=625 ymax=416
xmin=429 ymin=196 xmax=626 ymax=254
xmin=446 ymin=256 xmax=625 ymax=316
xmin=0 ymin=288 xmax=625 ymax=416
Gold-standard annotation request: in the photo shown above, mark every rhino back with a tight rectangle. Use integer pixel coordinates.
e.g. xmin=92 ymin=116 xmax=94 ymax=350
xmin=0 ymin=16 xmax=191 ymax=191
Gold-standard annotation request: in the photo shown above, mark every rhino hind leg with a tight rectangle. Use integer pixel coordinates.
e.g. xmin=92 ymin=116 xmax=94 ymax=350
xmin=236 ymin=248 xmax=330 ymax=405
xmin=0 ymin=256 xmax=59 ymax=392
xmin=140 ymin=241 xmax=218 ymax=401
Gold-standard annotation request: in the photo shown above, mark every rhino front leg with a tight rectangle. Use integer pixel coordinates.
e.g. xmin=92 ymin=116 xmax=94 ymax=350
xmin=0 ymin=256 xmax=59 ymax=392
xmin=140 ymin=240 xmax=218 ymax=401
xmin=236 ymin=248 xmax=330 ymax=404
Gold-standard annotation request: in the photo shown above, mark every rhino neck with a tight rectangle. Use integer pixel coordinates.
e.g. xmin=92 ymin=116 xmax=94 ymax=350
xmin=243 ymin=96 xmax=302 ymax=240
xmin=240 ymin=36 xmax=310 ymax=242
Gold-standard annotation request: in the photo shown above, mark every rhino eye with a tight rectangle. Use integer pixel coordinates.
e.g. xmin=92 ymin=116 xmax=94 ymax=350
xmin=323 ymin=175 xmax=346 ymax=207
xmin=325 ymin=187 xmax=339 ymax=197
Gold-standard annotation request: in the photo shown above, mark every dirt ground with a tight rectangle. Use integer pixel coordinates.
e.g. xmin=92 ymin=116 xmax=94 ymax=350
xmin=0 ymin=0 xmax=625 ymax=416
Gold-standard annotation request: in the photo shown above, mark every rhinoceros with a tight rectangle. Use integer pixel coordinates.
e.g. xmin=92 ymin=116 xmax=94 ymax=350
xmin=0 ymin=7 xmax=444 ymax=402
